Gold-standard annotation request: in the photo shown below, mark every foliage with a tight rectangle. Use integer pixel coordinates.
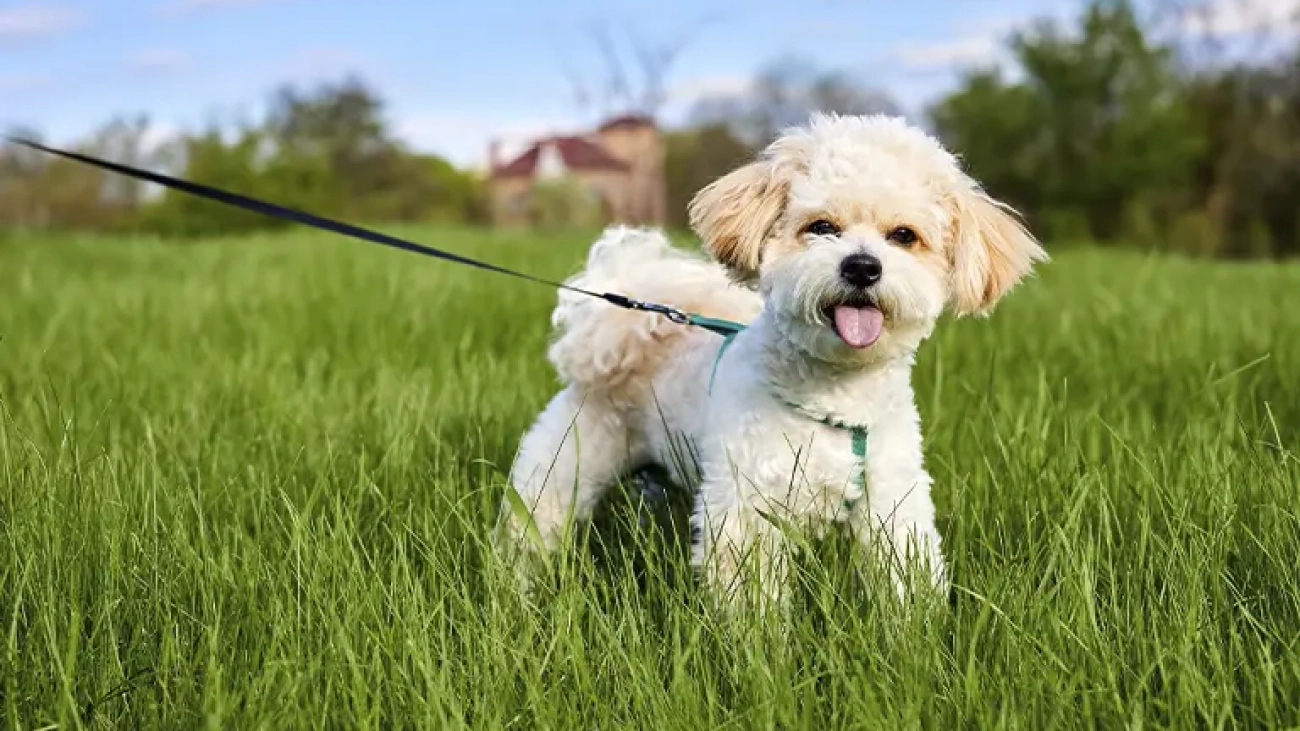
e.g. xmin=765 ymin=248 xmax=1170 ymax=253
xmin=132 ymin=126 xmax=302 ymax=237
xmin=663 ymin=122 xmax=752 ymax=229
xmin=0 ymin=78 xmax=486 ymax=237
xmin=929 ymin=0 xmax=1299 ymax=257
xmin=526 ymin=176 xmax=609 ymax=231
xmin=0 ymin=116 xmax=159 ymax=232
xmin=1 ymin=227 xmax=1298 ymax=727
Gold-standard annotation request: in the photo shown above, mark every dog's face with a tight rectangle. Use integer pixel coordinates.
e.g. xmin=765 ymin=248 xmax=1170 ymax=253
xmin=689 ymin=113 xmax=1046 ymax=365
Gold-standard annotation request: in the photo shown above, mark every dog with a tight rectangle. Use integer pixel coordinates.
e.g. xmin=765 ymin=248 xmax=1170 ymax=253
xmin=496 ymin=112 xmax=1046 ymax=607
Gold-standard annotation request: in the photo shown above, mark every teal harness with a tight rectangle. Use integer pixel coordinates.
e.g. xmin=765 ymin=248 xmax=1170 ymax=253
xmin=694 ymin=314 xmax=869 ymax=509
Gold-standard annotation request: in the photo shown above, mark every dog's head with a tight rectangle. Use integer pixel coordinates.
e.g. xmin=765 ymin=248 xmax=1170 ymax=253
xmin=689 ymin=113 xmax=1046 ymax=365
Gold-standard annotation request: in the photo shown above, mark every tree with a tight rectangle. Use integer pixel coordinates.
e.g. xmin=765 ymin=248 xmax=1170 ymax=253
xmin=931 ymin=0 xmax=1205 ymax=242
xmin=927 ymin=0 xmax=1300 ymax=257
xmin=261 ymin=75 xmax=405 ymax=219
xmin=0 ymin=126 xmax=50 ymax=228
xmin=664 ymin=122 xmax=752 ymax=229
xmin=128 ymin=76 xmax=487 ymax=236
xmin=526 ymin=177 xmax=607 ymax=231
xmin=928 ymin=70 xmax=1046 ymax=221
xmin=1185 ymin=61 xmax=1300 ymax=257
xmin=0 ymin=117 xmax=164 ymax=232
xmin=133 ymin=124 xmax=276 ymax=237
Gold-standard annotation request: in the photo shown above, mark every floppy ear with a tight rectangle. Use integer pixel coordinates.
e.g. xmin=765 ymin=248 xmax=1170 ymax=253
xmin=687 ymin=159 xmax=790 ymax=283
xmin=948 ymin=187 xmax=1047 ymax=316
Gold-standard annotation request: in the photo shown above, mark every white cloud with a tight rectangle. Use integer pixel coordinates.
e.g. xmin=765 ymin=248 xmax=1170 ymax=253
xmin=0 ymin=4 xmax=84 ymax=42
xmin=886 ymin=4 xmax=1100 ymax=75
xmin=1180 ymin=0 xmax=1300 ymax=36
xmin=141 ymin=121 xmax=181 ymax=151
xmin=889 ymin=13 xmax=1034 ymax=73
xmin=894 ymin=36 xmax=1002 ymax=71
xmin=127 ymin=48 xmax=189 ymax=75
xmin=657 ymin=73 xmax=754 ymax=124
xmin=667 ymin=74 xmax=752 ymax=106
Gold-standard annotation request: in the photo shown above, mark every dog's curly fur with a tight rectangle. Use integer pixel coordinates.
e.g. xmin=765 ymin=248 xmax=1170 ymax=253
xmin=497 ymin=113 xmax=1046 ymax=606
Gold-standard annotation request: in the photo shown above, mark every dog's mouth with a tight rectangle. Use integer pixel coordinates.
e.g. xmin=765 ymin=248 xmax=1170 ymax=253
xmin=821 ymin=295 xmax=884 ymax=349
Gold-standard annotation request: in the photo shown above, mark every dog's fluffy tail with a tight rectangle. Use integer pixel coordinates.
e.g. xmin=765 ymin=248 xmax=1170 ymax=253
xmin=546 ymin=226 xmax=759 ymax=397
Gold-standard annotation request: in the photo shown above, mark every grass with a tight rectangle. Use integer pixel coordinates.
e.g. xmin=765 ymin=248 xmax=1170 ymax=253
xmin=1 ymin=224 xmax=1298 ymax=729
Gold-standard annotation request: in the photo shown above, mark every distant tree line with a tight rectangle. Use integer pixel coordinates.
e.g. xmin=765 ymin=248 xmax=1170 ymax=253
xmin=0 ymin=78 xmax=488 ymax=238
xmin=927 ymin=0 xmax=1300 ymax=258
xmin=1 ymin=0 xmax=1298 ymax=259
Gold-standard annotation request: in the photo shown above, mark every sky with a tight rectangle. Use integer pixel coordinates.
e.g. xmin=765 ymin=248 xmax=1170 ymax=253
xmin=1 ymin=0 xmax=1294 ymax=169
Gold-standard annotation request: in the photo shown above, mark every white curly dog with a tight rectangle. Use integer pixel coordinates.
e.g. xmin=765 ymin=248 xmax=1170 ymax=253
xmin=497 ymin=113 xmax=1046 ymax=606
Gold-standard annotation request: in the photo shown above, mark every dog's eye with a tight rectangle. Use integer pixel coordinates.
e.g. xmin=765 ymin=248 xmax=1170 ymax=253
xmin=804 ymin=219 xmax=840 ymax=237
xmin=887 ymin=226 xmax=918 ymax=247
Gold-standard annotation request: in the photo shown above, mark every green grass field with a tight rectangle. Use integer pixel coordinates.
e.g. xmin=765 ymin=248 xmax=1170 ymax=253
xmin=2 ymin=226 xmax=1298 ymax=729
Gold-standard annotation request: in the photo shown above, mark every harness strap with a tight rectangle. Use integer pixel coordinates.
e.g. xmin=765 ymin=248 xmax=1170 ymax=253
xmin=780 ymin=399 xmax=870 ymax=508
xmin=701 ymin=316 xmax=746 ymax=395
xmin=687 ymin=314 xmax=749 ymax=339
xmin=848 ymin=427 xmax=868 ymax=509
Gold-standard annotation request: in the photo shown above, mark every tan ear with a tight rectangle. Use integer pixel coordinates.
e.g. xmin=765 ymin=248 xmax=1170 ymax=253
xmin=949 ymin=187 xmax=1047 ymax=316
xmin=687 ymin=159 xmax=790 ymax=283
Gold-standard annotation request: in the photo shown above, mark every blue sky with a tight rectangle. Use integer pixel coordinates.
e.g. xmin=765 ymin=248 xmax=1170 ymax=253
xmin=0 ymin=0 xmax=1287 ymax=168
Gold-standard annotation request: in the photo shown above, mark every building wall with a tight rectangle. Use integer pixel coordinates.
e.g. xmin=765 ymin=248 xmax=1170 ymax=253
xmin=594 ymin=124 xmax=667 ymax=227
xmin=488 ymin=119 xmax=668 ymax=228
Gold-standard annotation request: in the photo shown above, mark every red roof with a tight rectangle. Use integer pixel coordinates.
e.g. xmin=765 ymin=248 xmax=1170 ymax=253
xmin=491 ymin=136 xmax=628 ymax=178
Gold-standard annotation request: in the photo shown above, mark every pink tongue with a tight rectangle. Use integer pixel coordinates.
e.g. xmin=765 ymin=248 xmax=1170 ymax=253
xmin=832 ymin=305 xmax=884 ymax=348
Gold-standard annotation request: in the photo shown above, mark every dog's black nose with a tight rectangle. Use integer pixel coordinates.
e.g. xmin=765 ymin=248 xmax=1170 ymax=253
xmin=839 ymin=253 xmax=883 ymax=288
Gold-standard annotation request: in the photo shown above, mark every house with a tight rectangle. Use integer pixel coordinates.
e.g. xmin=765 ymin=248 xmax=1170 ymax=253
xmin=486 ymin=115 xmax=667 ymax=228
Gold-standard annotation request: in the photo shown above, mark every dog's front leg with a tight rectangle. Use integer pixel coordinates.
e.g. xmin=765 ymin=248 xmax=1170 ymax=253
xmin=691 ymin=493 xmax=792 ymax=612
xmin=854 ymin=418 xmax=948 ymax=598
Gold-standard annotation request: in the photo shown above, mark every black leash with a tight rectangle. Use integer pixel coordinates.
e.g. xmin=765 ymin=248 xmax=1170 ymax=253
xmin=6 ymin=137 xmax=744 ymax=336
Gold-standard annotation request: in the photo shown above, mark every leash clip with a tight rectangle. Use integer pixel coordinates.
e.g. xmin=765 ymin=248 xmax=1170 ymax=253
xmin=602 ymin=293 xmax=691 ymax=325
xmin=652 ymin=304 xmax=691 ymax=325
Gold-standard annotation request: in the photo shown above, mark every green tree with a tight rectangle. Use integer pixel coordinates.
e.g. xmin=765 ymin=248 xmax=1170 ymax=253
xmin=1182 ymin=63 xmax=1300 ymax=258
xmin=133 ymin=125 xmax=276 ymax=237
xmin=929 ymin=71 xmax=1046 ymax=225
xmin=664 ymin=122 xmax=753 ymax=229
xmin=931 ymin=0 xmax=1205 ymax=244
xmin=0 ymin=117 xmax=161 ymax=232
xmin=126 ymin=76 xmax=486 ymax=236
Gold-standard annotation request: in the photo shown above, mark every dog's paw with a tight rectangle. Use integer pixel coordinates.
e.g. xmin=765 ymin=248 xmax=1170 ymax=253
xmin=490 ymin=505 xmax=552 ymax=594
xmin=885 ymin=541 xmax=949 ymax=605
